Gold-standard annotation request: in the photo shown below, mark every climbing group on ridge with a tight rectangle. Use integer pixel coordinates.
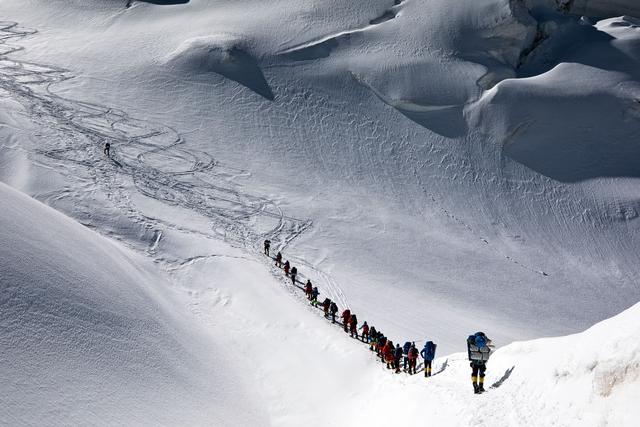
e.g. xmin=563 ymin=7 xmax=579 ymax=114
xmin=263 ymin=240 xmax=494 ymax=393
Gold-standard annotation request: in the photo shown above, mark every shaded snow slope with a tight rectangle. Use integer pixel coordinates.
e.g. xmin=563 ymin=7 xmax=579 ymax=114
xmin=0 ymin=183 xmax=263 ymax=426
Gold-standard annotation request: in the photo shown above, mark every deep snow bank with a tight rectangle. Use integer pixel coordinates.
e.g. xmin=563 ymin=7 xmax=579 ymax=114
xmin=481 ymin=302 xmax=640 ymax=426
xmin=0 ymin=183 xmax=262 ymax=426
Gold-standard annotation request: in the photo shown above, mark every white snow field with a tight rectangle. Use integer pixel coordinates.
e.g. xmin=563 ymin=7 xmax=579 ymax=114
xmin=1 ymin=0 xmax=640 ymax=425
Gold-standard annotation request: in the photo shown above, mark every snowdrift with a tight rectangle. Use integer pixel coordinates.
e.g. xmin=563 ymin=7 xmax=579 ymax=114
xmin=0 ymin=183 xmax=262 ymax=426
xmin=164 ymin=34 xmax=274 ymax=99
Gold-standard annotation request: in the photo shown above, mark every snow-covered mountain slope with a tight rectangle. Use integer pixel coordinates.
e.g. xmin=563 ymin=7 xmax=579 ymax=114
xmin=1 ymin=0 xmax=640 ymax=424
xmin=3 ymin=0 xmax=638 ymax=354
xmin=0 ymin=182 xmax=264 ymax=425
xmin=2 ymin=180 xmax=639 ymax=426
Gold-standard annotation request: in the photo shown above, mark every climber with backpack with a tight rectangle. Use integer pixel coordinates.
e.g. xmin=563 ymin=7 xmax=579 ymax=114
xmin=377 ymin=334 xmax=387 ymax=358
xmin=360 ymin=321 xmax=370 ymax=343
xmin=383 ymin=340 xmax=394 ymax=369
xmin=310 ymin=287 xmax=319 ymax=307
xmin=349 ymin=313 xmax=358 ymax=338
xmin=283 ymin=260 xmax=290 ymax=276
xmin=290 ymin=266 xmax=297 ymax=285
xmin=263 ymin=239 xmax=271 ymax=256
xmin=402 ymin=341 xmax=412 ymax=370
xmin=394 ymin=344 xmax=403 ymax=373
xmin=408 ymin=343 xmax=419 ymax=374
xmin=421 ymin=341 xmax=437 ymax=378
xmin=368 ymin=326 xmax=377 ymax=349
xmin=322 ymin=298 xmax=331 ymax=317
xmin=467 ymin=332 xmax=492 ymax=394
xmin=341 ymin=309 xmax=351 ymax=333
xmin=329 ymin=301 xmax=338 ymax=323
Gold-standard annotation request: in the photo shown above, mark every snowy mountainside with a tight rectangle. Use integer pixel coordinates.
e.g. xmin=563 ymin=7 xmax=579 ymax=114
xmin=0 ymin=182 xmax=264 ymax=426
xmin=2 ymin=0 xmax=639 ymax=354
xmin=2 ymin=180 xmax=639 ymax=426
xmin=1 ymin=0 xmax=640 ymax=424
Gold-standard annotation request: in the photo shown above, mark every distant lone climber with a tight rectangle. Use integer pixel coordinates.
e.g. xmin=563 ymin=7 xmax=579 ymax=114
xmin=421 ymin=340 xmax=437 ymax=378
xmin=263 ymin=239 xmax=271 ymax=256
xmin=103 ymin=142 xmax=110 ymax=156
xmin=467 ymin=332 xmax=492 ymax=393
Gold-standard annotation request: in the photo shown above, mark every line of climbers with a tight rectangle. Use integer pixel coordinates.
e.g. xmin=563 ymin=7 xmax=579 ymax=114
xmin=263 ymin=240 xmax=493 ymax=394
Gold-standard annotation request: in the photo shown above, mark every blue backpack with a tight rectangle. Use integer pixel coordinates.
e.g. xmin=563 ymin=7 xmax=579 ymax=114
xmin=468 ymin=332 xmax=491 ymax=362
xmin=474 ymin=333 xmax=487 ymax=348
xmin=403 ymin=341 xmax=411 ymax=355
xmin=423 ymin=341 xmax=436 ymax=360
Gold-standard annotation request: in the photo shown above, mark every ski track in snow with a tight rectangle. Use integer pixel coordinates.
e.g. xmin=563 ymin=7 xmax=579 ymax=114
xmin=0 ymin=21 xmax=353 ymax=299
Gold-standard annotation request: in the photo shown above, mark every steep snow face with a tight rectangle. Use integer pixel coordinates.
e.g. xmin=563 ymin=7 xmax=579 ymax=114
xmin=0 ymin=183 xmax=264 ymax=426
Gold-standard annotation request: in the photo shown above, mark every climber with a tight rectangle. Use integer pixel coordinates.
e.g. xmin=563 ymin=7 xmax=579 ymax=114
xmin=377 ymin=334 xmax=387 ymax=358
xmin=467 ymin=332 xmax=492 ymax=394
xmin=360 ymin=321 xmax=370 ymax=343
xmin=283 ymin=260 xmax=290 ymax=276
xmin=329 ymin=301 xmax=338 ymax=323
xmin=394 ymin=343 xmax=403 ymax=373
xmin=383 ymin=340 xmax=394 ymax=369
xmin=103 ymin=142 xmax=110 ymax=156
xmin=349 ymin=313 xmax=358 ymax=338
xmin=311 ymin=287 xmax=319 ymax=307
xmin=403 ymin=341 xmax=412 ymax=370
xmin=263 ymin=239 xmax=271 ymax=256
xmin=341 ymin=309 xmax=351 ymax=333
xmin=421 ymin=340 xmax=437 ymax=378
xmin=407 ymin=343 xmax=419 ymax=374
xmin=290 ymin=266 xmax=297 ymax=285
xmin=275 ymin=252 xmax=282 ymax=268
xmin=368 ymin=326 xmax=378 ymax=350
xmin=322 ymin=298 xmax=331 ymax=317
xmin=304 ymin=280 xmax=313 ymax=299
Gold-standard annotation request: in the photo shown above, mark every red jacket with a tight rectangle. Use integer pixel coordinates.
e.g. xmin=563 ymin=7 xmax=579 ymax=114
xmin=383 ymin=343 xmax=394 ymax=361
xmin=362 ymin=324 xmax=369 ymax=334
xmin=341 ymin=310 xmax=351 ymax=321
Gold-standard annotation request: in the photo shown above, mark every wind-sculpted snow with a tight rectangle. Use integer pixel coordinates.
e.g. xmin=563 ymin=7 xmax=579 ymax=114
xmin=165 ymin=34 xmax=274 ymax=100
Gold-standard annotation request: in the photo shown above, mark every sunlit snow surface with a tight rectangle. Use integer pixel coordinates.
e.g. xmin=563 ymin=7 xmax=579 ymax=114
xmin=1 ymin=0 xmax=640 ymax=425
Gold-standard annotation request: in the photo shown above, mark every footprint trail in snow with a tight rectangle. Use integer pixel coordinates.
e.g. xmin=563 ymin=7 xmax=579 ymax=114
xmin=0 ymin=21 xmax=314 ymax=269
